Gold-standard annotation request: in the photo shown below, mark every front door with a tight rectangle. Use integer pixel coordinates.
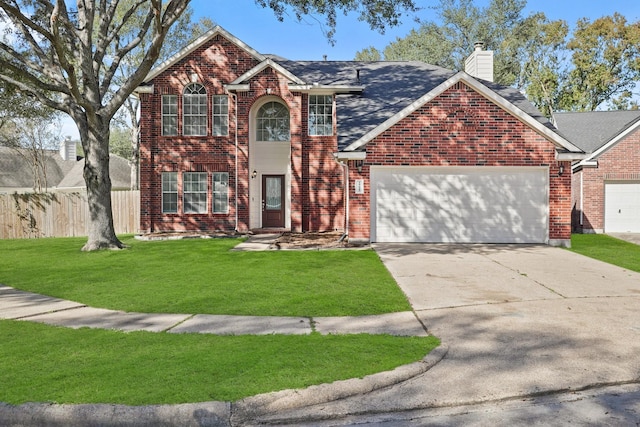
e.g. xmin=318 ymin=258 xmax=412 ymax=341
xmin=262 ymin=175 xmax=285 ymax=228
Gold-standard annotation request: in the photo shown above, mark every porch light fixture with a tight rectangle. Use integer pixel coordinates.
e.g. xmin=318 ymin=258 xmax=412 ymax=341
xmin=251 ymin=170 xmax=257 ymax=179
xmin=558 ymin=165 xmax=564 ymax=176
xmin=354 ymin=160 xmax=364 ymax=173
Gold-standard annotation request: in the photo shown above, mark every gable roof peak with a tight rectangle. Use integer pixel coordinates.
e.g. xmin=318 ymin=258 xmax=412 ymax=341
xmin=143 ymin=25 xmax=266 ymax=83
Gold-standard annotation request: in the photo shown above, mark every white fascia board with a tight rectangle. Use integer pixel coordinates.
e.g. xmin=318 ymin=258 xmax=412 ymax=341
xmin=343 ymin=71 xmax=584 ymax=155
xmin=133 ymin=84 xmax=154 ymax=96
xmin=572 ymin=160 xmax=598 ymax=171
xmin=230 ymin=58 xmax=305 ymax=85
xmin=556 ymin=151 xmax=587 ymax=161
xmin=333 ymin=151 xmax=367 ymax=161
xmin=289 ymin=84 xmax=364 ymax=94
xmin=143 ymin=26 xmax=266 ymax=84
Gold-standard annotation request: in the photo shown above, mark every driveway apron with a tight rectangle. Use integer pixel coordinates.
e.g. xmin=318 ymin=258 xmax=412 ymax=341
xmin=272 ymin=244 xmax=640 ymax=420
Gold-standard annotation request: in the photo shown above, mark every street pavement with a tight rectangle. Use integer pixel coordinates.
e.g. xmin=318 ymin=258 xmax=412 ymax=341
xmin=1 ymin=240 xmax=640 ymax=426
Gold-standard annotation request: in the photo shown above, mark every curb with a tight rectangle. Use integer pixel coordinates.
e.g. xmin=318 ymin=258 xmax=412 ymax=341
xmin=0 ymin=345 xmax=448 ymax=427
xmin=231 ymin=344 xmax=449 ymax=425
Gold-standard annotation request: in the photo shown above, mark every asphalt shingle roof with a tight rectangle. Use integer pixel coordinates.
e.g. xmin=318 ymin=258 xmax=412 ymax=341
xmin=0 ymin=147 xmax=131 ymax=191
xmin=553 ymin=110 xmax=640 ymax=154
xmin=279 ymin=60 xmax=557 ymax=151
xmin=0 ymin=147 xmax=73 ymax=190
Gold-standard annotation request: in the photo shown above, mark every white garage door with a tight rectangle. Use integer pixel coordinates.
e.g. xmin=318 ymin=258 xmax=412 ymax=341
xmin=605 ymin=182 xmax=640 ymax=233
xmin=371 ymin=167 xmax=549 ymax=243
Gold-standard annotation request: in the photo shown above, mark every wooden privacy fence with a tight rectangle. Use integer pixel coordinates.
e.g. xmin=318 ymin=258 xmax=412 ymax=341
xmin=0 ymin=191 xmax=140 ymax=239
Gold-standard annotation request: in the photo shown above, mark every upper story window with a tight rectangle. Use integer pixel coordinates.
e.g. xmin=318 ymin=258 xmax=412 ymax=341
xmin=308 ymin=95 xmax=333 ymax=136
xmin=212 ymin=95 xmax=229 ymax=136
xmin=162 ymin=95 xmax=178 ymax=136
xmin=183 ymin=83 xmax=207 ymax=136
xmin=256 ymin=101 xmax=290 ymax=141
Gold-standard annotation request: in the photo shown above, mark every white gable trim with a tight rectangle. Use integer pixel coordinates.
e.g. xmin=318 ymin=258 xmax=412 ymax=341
xmin=576 ymin=118 xmax=640 ymax=167
xmin=143 ymin=26 xmax=266 ymax=83
xmin=230 ymin=58 xmax=305 ymax=85
xmin=342 ymin=71 xmax=583 ymax=156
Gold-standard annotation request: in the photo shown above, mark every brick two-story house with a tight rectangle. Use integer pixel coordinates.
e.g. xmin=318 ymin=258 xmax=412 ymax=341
xmin=137 ymin=26 xmax=584 ymax=246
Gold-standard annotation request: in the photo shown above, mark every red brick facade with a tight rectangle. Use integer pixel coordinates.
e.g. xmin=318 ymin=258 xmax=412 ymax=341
xmin=139 ymin=30 xmax=574 ymax=245
xmin=139 ymin=34 xmax=344 ymax=234
xmin=572 ymin=126 xmax=640 ymax=232
xmin=346 ymin=82 xmax=571 ymax=242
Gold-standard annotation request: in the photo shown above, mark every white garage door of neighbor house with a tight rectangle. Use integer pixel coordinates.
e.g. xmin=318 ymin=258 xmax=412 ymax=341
xmin=371 ymin=167 xmax=549 ymax=243
xmin=605 ymin=182 xmax=640 ymax=233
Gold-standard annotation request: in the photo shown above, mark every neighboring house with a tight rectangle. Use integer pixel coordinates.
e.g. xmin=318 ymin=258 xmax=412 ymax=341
xmin=137 ymin=26 xmax=585 ymax=246
xmin=555 ymin=111 xmax=640 ymax=233
xmin=56 ymin=154 xmax=132 ymax=192
xmin=0 ymin=139 xmax=131 ymax=193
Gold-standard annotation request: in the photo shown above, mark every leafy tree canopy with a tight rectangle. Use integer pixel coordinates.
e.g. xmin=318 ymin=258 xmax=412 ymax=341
xmin=561 ymin=13 xmax=640 ymax=111
xmin=356 ymin=1 xmax=640 ymax=114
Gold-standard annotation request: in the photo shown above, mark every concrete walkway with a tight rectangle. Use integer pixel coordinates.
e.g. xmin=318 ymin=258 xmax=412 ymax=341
xmin=0 ymin=234 xmax=423 ymax=337
xmin=0 ymin=285 xmax=426 ymax=337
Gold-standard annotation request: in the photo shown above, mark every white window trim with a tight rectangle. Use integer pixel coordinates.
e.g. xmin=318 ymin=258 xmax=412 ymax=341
xmin=183 ymin=83 xmax=208 ymax=136
xmin=256 ymin=101 xmax=290 ymax=142
xmin=308 ymin=94 xmax=334 ymax=136
xmin=161 ymin=95 xmax=178 ymax=136
xmin=212 ymin=95 xmax=229 ymax=136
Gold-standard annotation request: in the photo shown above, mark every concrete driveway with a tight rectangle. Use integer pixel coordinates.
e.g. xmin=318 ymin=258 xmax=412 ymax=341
xmin=270 ymin=244 xmax=640 ymax=421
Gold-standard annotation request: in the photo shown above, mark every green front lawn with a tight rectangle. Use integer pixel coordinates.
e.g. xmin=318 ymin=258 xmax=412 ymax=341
xmin=0 ymin=236 xmax=410 ymax=316
xmin=569 ymin=234 xmax=640 ymax=272
xmin=0 ymin=236 xmax=433 ymax=405
xmin=0 ymin=320 xmax=439 ymax=405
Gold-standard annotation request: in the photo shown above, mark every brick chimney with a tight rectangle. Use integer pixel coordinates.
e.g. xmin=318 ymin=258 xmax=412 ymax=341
xmin=465 ymin=41 xmax=494 ymax=82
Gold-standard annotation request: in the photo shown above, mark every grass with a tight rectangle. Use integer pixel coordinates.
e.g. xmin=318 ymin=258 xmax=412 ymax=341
xmin=0 ymin=320 xmax=439 ymax=405
xmin=0 ymin=236 xmax=436 ymax=405
xmin=0 ymin=236 xmax=410 ymax=316
xmin=569 ymin=234 xmax=640 ymax=272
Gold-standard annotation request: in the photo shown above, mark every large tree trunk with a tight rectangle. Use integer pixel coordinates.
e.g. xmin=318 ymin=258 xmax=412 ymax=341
xmin=77 ymin=114 xmax=125 ymax=251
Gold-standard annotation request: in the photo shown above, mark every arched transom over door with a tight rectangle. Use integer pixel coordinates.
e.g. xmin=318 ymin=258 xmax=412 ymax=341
xmin=250 ymin=100 xmax=291 ymax=229
xmin=256 ymin=101 xmax=290 ymax=142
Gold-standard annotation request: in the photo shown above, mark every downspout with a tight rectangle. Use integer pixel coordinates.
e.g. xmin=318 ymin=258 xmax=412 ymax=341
xmin=230 ymin=92 xmax=239 ymax=232
xmin=336 ymin=159 xmax=349 ymax=242
xmin=579 ymin=171 xmax=583 ymax=227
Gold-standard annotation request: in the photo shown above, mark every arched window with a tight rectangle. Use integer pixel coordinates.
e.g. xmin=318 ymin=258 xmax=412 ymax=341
xmin=256 ymin=101 xmax=290 ymax=141
xmin=183 ymin=83 xmax=207 ymax=136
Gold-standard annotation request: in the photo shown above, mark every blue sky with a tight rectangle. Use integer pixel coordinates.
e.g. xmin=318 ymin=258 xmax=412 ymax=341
xmin=190 ymin=0 xmax=640 ymax=60
xmin=60 ymin=0 xmax=640 ymax=138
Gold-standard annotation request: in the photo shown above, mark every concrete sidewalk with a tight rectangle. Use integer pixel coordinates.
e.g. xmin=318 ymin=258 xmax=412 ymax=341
xmin=0 ymin=285 xmax=426 ymax=337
